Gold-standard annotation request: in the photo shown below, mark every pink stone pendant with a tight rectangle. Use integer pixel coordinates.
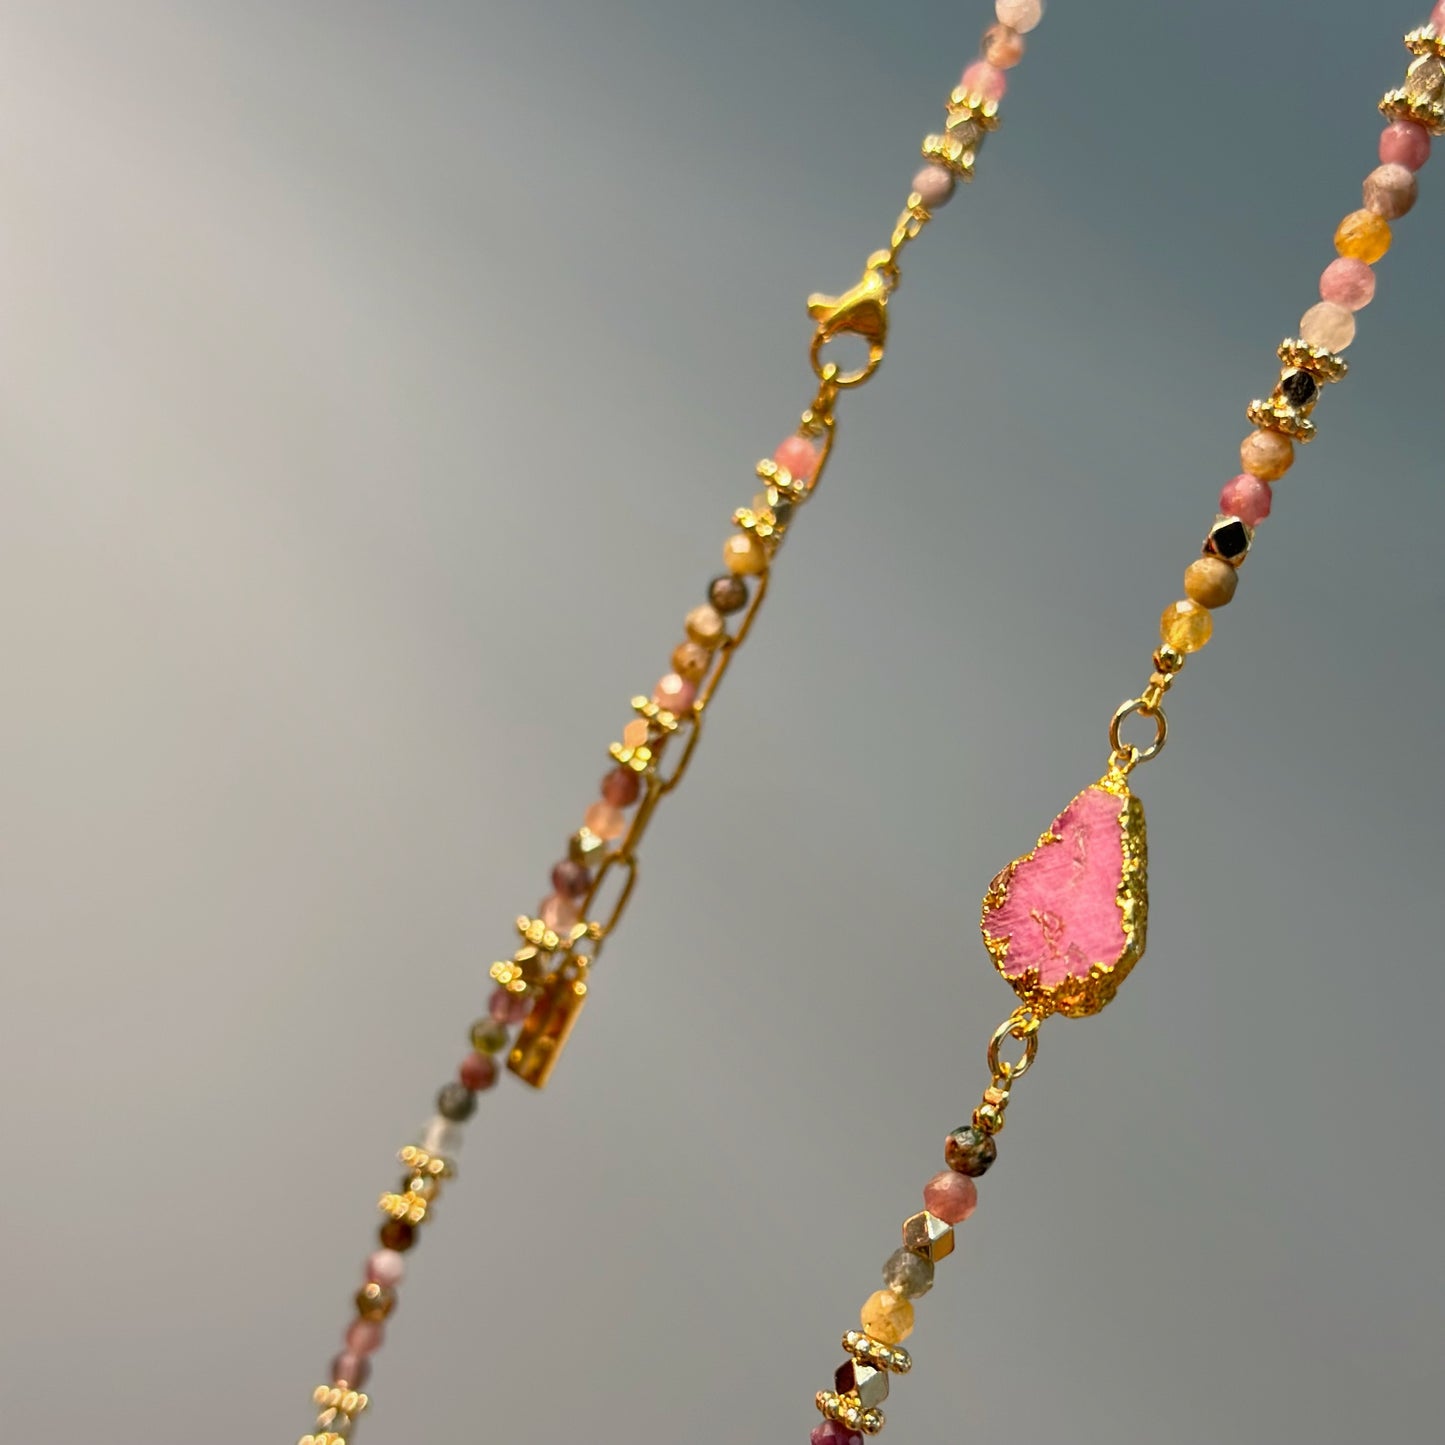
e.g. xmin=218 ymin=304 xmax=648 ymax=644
xmin=980 ymin=770 xmax=1148 ymax=1018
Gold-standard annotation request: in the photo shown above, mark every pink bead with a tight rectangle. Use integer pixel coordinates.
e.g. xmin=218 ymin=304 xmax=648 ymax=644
xmin=961 ymin=60 xmax=1007 ymax=103
xmin=1319 ymin=257 xmax=1376 ymax=312
xmin=539 ymin=891 xmax=580 ymax=932
xmin=912 ymin=164 xmax=956 ymax=210
xmin=366 ymin=1249 xmax=406 ymax=1289
xmin=459 ymin=1051 xmax=498 ymax=1090
xmin=1380 ymin=120 xmax=1431 ymax=172
xmin=1219 ymin=473 xmax=1273 ymax=528
xmin=1433 ymin=1 xmax=1445 ymax=32
xmin=345 ymin=1319 xmax=385 ymax=1356
xmin=773 ymin=434 xmax=820 ymax=484
xmin=489 ymin=986 xmax=531 ymax=1024
xmin=583 ymin=800 xmax=626 ymax=841
xmin=811 ymin=1422 xmax=862 ymax=1445
xmin=653 ymin=672 xmax=696 ymax=713
xmin=996 ymin=0 xmax=1044 ymax=32
xmin=982 ymin=22 xmax=1026 ymax=69
xmin=330 ymin=1352 xmax=371 ymax=1389
xmin=924 ymin=1170 xmax=979 ymax=1225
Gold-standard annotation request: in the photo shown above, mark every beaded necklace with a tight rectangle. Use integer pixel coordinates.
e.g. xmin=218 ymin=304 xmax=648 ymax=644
xmin=296 ymin=5 xmax=1443 ymax=1442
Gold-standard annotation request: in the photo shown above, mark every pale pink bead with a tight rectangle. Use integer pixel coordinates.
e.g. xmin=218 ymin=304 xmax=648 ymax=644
xmin=923 ymin=1170 xmax=978 ymax=1225
xmin=489 ymin=986 xmax=531 ymax=1024
xmin=961 ymin=60 xmax=1007 ymax=103
xmin=653 ymin=671 xmax=696 ymax=713
xmin=583 ymin=800 xmax=626 ymax=840
xmin=1319 ymin=257 xmax=1375 ymax=311
xmin=1362 ymin=162 xmax=1418 ymax=220
xmin=1219 ymin=473 xmax=1273 ymax=528
xmin=1299 ymin=300 xmax=1356 ymax=353
xmin=995 ymin=0 xmax=1044 ymax=33
xmin=912 ymin=164 xmax=955 ymax=209
xmin=366 ymin=1249 xmax=406 ymax=1289
xmin=982 ymin=22 xmax=1025 ymax=68
xmin=1380 ymin=120 xmax=1431 ymax=172
xmin=773 ymin=434 xmax=820 ymax=484
xmin=539 ymin=891 xmax=580 ymax=932
xmin=345 ymin=1319 xmax=385 ymax=1356
xmin=1433 ymin=1 xmax=1445 ymax=32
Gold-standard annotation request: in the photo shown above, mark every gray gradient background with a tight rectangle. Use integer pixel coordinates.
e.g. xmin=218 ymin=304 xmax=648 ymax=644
xmin=3 ymin=2 xmax=1443 ymax=1442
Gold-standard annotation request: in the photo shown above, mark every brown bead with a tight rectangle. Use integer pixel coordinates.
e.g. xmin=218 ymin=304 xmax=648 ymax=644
xmin=1239 ymin=429 xmax=1293 ymax=481
xmin=684 ymin=604 xmax=726 ymax=649
xmin=379 ymin=1219 xmax=416 ymax=1252
xmin=708 ymin=574 xmax=749 ymax=614
xmin=600 ymin=767 xmax=640 ymax=808
xmin=722 ymin=532 xmax=767 ymax=577
xmin=671 ymin=640 xmax=711 ymax=684
xmin=355 ymin=1282 xmax=396 ymax=1321
xmin=1184 ymin=556 xmax=1239 ymax=609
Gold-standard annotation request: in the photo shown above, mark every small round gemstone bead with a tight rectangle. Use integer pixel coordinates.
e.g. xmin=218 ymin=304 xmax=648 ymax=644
xmin=961 ymin=59 xmax=1007 ymax=103
xmin=883 ymin=1247 xmax=935 ymax=1299
xmin=811 ymin=1422 xmax=862 ymax=1445
xmin=671 ymin=641 xmax=711 ymax=684
xmin=995 ymin=0 xmax=1044 ymax=32
xmin=923 ymin=1170 xmax=978 ymax=1224
xmin=1184 ymin=556 xmax=1239 ymax=610
xmin=601 ymin=767 xmax=641 ymax=808
xmin=1433 ymin=0 xmax=1445 ymax=30
xmin=723 ymin=532 xmax=767 ymax=577
xmin=944 ymin=1124 xmax=996 ymax=1177
xmin=459 ymin=1051 xmax=498 ymax=1090
xmin=436 ymin=1081 xmax=476 ymax=1122
xmin=330 ymin=1352 xmax=371 ymax=1390
xmin=355 ymin=1282 xmax=395 ymax=1321
xmin=653 ymin=672 xmax=697 ymax=713
xmin=420 ymin=1115 xmax=462 ymax=1158
xmin=539 ymin=890 xmax=581 ymax=932
xmin=708 ymin=573 xmax=749 ymax=614
xmin=1334 ymin=208 xmax=1391 ymax=264
xmin=774 ymin=434 xmax=820 ymax=484
xmin=1362 ymin=162 xmax=1418 ymax=220
xmin=471 ymin=1016 xmax=509 ymax=1054
xmin=345 ymin=1319 xmax=385 ymax=1356
xmin=912 ymin=164 xmax=955 ymax=209
xmin=366 ymin=1249 xmax=406 ymax=1288
xmin=489 ymin=986 xmax=530 ymax=1024
xmin=552 ymin=857 xmax=592 ymax=899
xmin=1219 ymin=473 xmax=1273 ymax=528
xmin=1299 ymin=300 xmax=1356 ymax=353
xmin=860 ymin=1289 xmax=915 ymax=1345
xmin=1160 ymin=599 xmax=1213 ymax=654
xmin=1319 ymin=257 xmax=1375 ymax=311
xmin=583 ymin=801 xmax=627 ymax=841
xmin=1239 ymin=428 xmax=1293 ymax=481
xmin=620 ymin=719 xmax=650 ymax=750
xmin=378 ymin=1219 xmax=416 ymax=1252
xmin=684 ymin=603 xmax=727 ymax=649
xmin=1380 ymin=119 xmax=1431 ymax=172
xmin=982 ymin=22 xmax=1025 ymax=67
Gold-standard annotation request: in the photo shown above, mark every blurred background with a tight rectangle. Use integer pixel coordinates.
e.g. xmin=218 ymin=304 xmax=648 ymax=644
xmin=3 ymin=3 xmax=1443 ymax=1442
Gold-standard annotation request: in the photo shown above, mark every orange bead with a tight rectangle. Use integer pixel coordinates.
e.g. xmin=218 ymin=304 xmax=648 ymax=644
xmin=860 ymin=1289 xmax=914 ymax=1344
xmin=1239 ymin=429 xmax=1293 ymax=482
xmin=722 ymin=532 xmax=768 ymax=577
xmin=1160 ymin=599 xmax=1213 ymax=654
xmin=1334 ymin=209 xmax=1391 ymax=265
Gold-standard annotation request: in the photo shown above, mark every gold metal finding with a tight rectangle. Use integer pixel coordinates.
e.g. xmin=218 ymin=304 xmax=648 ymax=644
xmin=508 ymin=955 xmax=590 ymax=1088
xmin=807 ymin=251 xmax=899 ymax=387
xmin=816 ymin=1390 xmax=886 ymax=1436
xmin=842 ymin=1332 xmax=912 ymax=1375
xmin=1108 ymin=696 xmax=1169 ymax=773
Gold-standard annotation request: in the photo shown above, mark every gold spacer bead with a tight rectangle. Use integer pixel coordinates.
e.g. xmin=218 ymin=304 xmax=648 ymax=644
xmin=1153 ymin=644 xmax=1185 ymax=675
xmin=843 ymin=1330 xmax=913 ymax=1374
xmin=974 ymin=1101 xmax=1005 ymax=1134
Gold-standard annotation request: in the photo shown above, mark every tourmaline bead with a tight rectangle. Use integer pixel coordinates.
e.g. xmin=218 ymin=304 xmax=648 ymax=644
xmin=345 ymin=1319 xmax=385 ymax=1356
xmin=1320 ymin=256 xmax=1375 ymax=311
xmin=552 ymin=857 xmax=592 ymax=899
xmin=539 ymin=890 xmax=581 ymax=932
xmin=601 ymin=767 xmax=641 ymax=808
xmin=330 ymin=1353 xmax=371 ymax=1390
xmin=912 ymin=164 xmax=955 ymax=209
xmin=1160 ymin=599 xmax=1213 ymax=653
xmin=366 ymin=1249 xmax=406 ymax=1289
xmin=961 ymin=59 xmax=1007 ymax=102
xmin=923 ymin=1170 xmax=978 ymax=1224
xmin=420 ymin=1116 xmax=462 ymax=1160
xmin=1219 ymin=473 xmax=1272 ymax=528
xmin=471 ymin=1016 xmax=509 ymax=1054
xmin=983 ymin=22 xmax=1025 ymax=67
xmin=653 ymin=672 xmax=697 ymax=713
xmin=723 ymin=532 xmax=767 ymax=577
xmin=685 ymin=603 xmax=727 ymax=649
xmin=1239 ymin=428 xmax=1293 ymax=481
xmin=774 ymin=434 xmax=820 ymax=484
xmin=671 ymin=641 xmax=711 ymax=684
xmin=708 ymin=573 xmax=749 ymax=614
xmin=583 ymin=801 xmax=627 ymax=841
xmin=378 ymin=1219 xmax=416 ymax=1252
xmin=620 ymin=719 xmax=650 ymax=750
xmin=860 ymin=1289 xmax=914 ymax=1345
xmin=996 ymin=0 xmax=1044 ymax=32
xmin=489 ymin=986 xmax=530 ymax=1024
xmin=459 ymin=1051 xmax=498 ymax=1090
xmin=1363 ymin=162 xmax=1418 ymax=220
xmin=1433 ymin=0 xmax=1445 ymax=30
xmin=1299 ymin=301 xmax=1356 ymax=353
xmin=944 ymin=1124 xmax=996 ymax=1177
xmin=436 ymin=1081 xmax=476 ymax=1122
xmin=811 ymin=1422 xmax=862 ymax=1445
xmin=883 ymin=1246 xmax=934 ymax=1299
xmin=1184 ymin=556 xmax=1238 ymax=610
xmin=1380 ymin=119 xmax=1431 ymax=172
xmin=355 ymin=1282 xmax=395 ymax=1321
xmin=1334 ymin=208 xmax=1391 ymax=264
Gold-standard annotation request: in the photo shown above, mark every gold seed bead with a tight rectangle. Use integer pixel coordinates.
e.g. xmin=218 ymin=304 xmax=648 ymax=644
xmin=1239 ymin=428 xmax=1294 ymax=480
xmin=860 ymin=1288 xmax=914 ymax=1344
xmin=722 ymin=531 xmax=768 ymax=577
xmin=1184 ymin=556 xmax=1239 ymax=609
xmin=1160 ymin=599 xmax=1213 ymax=654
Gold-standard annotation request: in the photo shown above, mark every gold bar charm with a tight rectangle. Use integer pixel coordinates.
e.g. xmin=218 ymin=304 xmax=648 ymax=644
xmin=507 ymin=956 xmax=590 ymax=1089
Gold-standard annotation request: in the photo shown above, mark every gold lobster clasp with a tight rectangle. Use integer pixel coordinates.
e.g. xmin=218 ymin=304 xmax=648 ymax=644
xmin=807 ymin=249 xmax=898 ymax=388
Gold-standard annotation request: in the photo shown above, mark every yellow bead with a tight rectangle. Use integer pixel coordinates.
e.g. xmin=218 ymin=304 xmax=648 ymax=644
xmin=1334 ymin=209 xmax=1391 ymax=265
xmin=860 ymin=1288 xmax=914 ymax=1344
xmin=723 ymin=532 xmax=768 ymax=577
xmin=1160 ymin=598 xmax=1213 ymax=654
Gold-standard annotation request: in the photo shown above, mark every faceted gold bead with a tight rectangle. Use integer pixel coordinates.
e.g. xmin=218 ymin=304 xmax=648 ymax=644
xmin=835 ymin=1359 xmax=890 ymax=1410
xmin=1184 ymin=556 xmax=1239 ymax=610
xmin=354 ymin=1282 xmax=394 ymax=1321
xmin=569 ymin=827 xmax=608 ymax=869
xmin=722 ymin=532 xmax=768 ymax=577
xmin=902 ymin=1209 xmax=955 ymax=1262
xmin=1160 ymin=599 xmax=1213 ymax=654
xmin=860 ymin=1289 xmax=914 ymax=1344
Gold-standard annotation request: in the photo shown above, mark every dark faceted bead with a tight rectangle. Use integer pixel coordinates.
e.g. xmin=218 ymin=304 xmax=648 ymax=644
xmin=355 ymin=1282 xmax=396 ymax=1321
xmin=944 ymin=1124 xmax=997 ymax=1177
xmin=551 ymin=858 xmax=592 ymax=899
xmin=1279 ymin=370 xmax=1319 ymax=408
xmin=1205 ymin=516 xmax=1253 ymax=566
xmin=436 ymin=1081 xmax=476 ymax=1122
xmin=707 ymin=573 xmax=749 ymax=614
xmin=378 ymin=1218 xmax=416 ymax=1252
